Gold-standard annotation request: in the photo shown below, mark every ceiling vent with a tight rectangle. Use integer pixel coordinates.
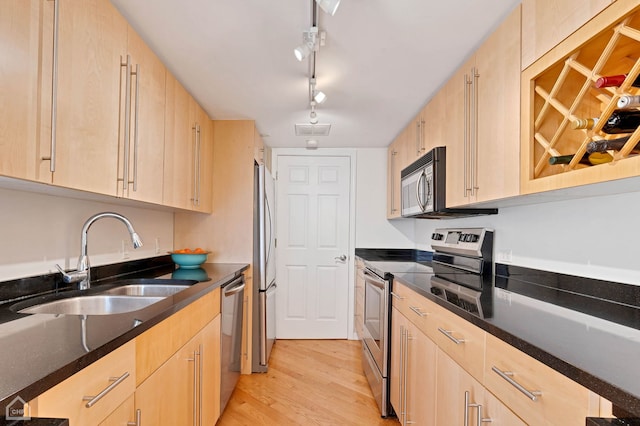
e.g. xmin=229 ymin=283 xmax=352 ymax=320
xmin=294 ymin=123 xmax=331 ymax=136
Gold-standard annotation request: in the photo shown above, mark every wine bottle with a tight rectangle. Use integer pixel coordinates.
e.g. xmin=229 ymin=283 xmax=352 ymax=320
xmin=617 ymin=95 xmax=640 ymax=109
xmin=585 ymin=136 xmax=638 ymax=153
xmin=595 ymin=74 xmax=640 ymax=89
xmin=602 ymin=110 xmax=640 ymax=134
xmin=570 ymin=117 xmax=598 ymax=130
xmin=548 ymin=152 xmax=613 ymax=165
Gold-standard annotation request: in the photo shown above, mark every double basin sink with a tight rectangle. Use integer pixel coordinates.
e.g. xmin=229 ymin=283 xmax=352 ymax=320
xmin=13 ymin=280 xmax=196 ymax=316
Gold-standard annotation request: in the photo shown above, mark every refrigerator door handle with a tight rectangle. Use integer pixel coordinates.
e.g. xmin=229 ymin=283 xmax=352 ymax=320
xmin=265 ymin=193 xmax=273 ymax=268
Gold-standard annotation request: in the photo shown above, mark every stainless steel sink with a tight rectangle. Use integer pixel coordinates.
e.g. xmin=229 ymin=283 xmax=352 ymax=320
xmin=98 ymin=284 xmax=190 ymax=297
xmin=17 ymin=295 xmax=165 ymax=316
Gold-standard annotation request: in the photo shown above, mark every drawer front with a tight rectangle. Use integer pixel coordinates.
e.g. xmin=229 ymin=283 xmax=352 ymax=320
xmin=485 ymin=333 xmax=597 ymax=425
xmin=29 ymin=340 xmax=136 ymax=425
xmin=136 ymin=287 xmax=221 ymax=384
xmin=430 ymin=301 xmax=485 ymax=382
xmin=391 ymin=281 xmax=432 ymax=335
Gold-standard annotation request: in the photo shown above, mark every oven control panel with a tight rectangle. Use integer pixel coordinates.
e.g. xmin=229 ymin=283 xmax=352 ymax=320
xmin=430 ymin=228 xmax=493 ymax=258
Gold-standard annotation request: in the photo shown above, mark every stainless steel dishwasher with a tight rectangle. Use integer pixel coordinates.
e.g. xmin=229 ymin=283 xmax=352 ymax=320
xmin=220 ymin=275 xmax=245 ymax=413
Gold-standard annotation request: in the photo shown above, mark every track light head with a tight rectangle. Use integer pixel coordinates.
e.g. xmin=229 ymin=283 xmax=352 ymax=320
xmin=313 ymin=90 xmax=327 ymax=104
xmin=294 ymin=27 xmax=318 ymax=61
xmin=294 ymin=42 xmax=313 ymax=61
xmin=316 ymin=0 xmax=341 ymax=16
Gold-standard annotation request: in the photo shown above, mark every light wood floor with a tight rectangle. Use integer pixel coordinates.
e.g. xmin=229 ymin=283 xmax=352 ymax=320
xmin=217 ymin=339 xmax=400 ymax=425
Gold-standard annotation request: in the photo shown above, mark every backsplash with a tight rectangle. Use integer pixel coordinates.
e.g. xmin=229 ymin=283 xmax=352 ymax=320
xmin=0 ymin=187 xmax=174 ymax=281
xmin=414 ymin=188 xmax=640 ymax=286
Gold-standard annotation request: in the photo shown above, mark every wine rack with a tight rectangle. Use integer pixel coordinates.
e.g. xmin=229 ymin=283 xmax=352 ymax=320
xmin=521 ymin=2 xmax=640 ymax=194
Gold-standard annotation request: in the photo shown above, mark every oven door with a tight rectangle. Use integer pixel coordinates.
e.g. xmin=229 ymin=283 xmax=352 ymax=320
xmin=401 ymin=165 xmax=433 ymax=217
xmin=362 ymin=268 xmax=389 ymax=374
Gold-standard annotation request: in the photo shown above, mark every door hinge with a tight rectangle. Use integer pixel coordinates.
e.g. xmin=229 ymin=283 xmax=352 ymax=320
xmin=274 ymin=238 xmax=277 ymax=248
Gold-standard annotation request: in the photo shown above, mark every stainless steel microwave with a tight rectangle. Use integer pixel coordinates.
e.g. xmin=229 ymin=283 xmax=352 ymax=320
xmin=400 ymin=146 xmax=498 ymax=218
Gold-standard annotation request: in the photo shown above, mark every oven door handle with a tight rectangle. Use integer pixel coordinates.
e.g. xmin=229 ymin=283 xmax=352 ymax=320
xmin=363 ymin=269 xmax=386 ymax=289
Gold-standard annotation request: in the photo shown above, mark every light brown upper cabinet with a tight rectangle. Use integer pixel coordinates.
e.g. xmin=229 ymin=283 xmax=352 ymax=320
xmin=521 ymin=0 xmax=612 ymax=70
xmin=0 ymin=0 xmax=47 ymax=181
xmin=521 ymin=1 xmax=640 ymax=194
xmin=46 ymin=0 xmax=128 ymax=194
xmin=444 ymin=5 xmax=521 ymax=208
xmin=386 ymin=134 xmax=403 ymax=219
xmin=163 ymin=74 xmax=214 ymax=213
xmin=117 ymin=29 xmax=166 ymax=204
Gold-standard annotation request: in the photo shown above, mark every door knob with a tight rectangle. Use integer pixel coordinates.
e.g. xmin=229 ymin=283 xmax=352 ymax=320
xmin=334 ymin=254 xmax=347 ymax=262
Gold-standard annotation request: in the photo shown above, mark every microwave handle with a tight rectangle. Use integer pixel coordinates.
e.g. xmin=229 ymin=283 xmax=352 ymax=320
xmin=416 ymin=171 xmax=427 ymax=211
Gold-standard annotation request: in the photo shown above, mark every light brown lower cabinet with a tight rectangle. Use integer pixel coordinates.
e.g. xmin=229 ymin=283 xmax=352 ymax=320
xmin=436 ymin=349 xmax=526 ymax=426
xmin=390 ymin=306 xmax=437 ymax=426
xmin=135 ymin=315 xmax=220 ymax=426
xmin=26 ymin=288 xmax=222 ymax=426
xmin=28 ymin=341 xmax=136 ymax=425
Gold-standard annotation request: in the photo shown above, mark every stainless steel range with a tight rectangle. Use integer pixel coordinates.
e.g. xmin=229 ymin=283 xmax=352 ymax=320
xmin=361 ymin=260 xmax=433 ymax=418
xmin=361 ymin=228 xmax=494 ymax=418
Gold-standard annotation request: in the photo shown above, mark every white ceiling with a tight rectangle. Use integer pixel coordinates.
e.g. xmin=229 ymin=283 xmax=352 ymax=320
xmin=110 ymin=0 xmax=521 ymax=149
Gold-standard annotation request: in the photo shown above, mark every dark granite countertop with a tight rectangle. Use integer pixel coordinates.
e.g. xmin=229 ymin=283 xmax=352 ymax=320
xmin=355 ymin=248 xmax=640 ymax=418
xmin=0 ymin=418 xmax=68 ymax=425
xmin=0 ymin=260 xmax=248 ymax=412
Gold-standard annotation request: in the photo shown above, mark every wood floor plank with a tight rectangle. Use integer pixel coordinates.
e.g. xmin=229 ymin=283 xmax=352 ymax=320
xmin=217 ymin=339 xmax=400 ymax=426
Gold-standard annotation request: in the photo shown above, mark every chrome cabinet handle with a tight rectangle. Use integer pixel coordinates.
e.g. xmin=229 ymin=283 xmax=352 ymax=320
xmin=471 ymin=67 xmax=479 ymax=196
xmin=44 ymin=0 xmax=60 ymax=172
xmin=127 ymin=409 xmax=141 ymax=426
xmin=390 ymin=292 xmax=405 ymax=300
xmin=409 ymin=306 xmax=427 ymax=317
xmin=415 ymin=120 xmax=421 ymax=157
xmin=120 ymin=55 xmax=132 ymax=191
xmin=438 ymin=327 xmax=465 ymax=344
xmin=390 ymin=150 xmax=397 ymax=213
xmin=491 ymin=366 xmax=541 ymax=401
xmin=83 ymin=372 xmax=130 ymax=407
xmin=196 ymin=124 xmax=201 ymax=206
xmin=192 ymin=124 xmax=201 ymax=206
xmin=198 ymin=344 xmax=203 ymax=426
xmin=463 ymin=73 xmax=470 ymax=197
xmin=131 ymin=63 xmax=140 ymax=191
xmin=398 ymin=326 xmax=405 ymax=426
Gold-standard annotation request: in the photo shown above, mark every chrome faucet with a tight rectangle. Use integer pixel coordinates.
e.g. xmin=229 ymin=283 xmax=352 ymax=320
xmin=56 ymin=212 xmax=143 ymax=290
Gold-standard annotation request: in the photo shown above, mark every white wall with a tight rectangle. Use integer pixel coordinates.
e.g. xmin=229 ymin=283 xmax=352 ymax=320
xmin=414 ymin=190 xmax=640 ymax=285
xmin=0 ymin=186 xmax=174 ymax=281
xmin=355 ymin=148 xmax=414 ymax=248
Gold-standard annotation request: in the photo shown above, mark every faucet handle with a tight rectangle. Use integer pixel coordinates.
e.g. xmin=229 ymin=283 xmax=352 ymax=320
xmin=55 ymin=264 xmax=88 ymax=284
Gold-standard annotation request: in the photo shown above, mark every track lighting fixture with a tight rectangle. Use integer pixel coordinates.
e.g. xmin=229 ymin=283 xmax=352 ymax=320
xmin=309 ymin=78 xmax=327 ymax=104
xmin=309 ymin=101 xmax=319 ymax=124
xmin=316 ymin=0 xmax=341 ymax=16
xmin=294 ymin=27 xmax=318 ymax=62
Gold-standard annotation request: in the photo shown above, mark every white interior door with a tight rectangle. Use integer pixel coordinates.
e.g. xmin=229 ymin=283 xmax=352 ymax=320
xmin=276 ymin=155 xmax=351 ymax=339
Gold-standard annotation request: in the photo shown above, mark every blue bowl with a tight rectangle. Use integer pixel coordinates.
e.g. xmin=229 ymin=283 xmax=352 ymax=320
xmin=170 ymin=253 xmax=208 ymax=269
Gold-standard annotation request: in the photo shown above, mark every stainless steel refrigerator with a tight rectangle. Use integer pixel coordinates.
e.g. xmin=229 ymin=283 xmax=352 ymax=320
xmin=252 ymin=162 xmax=276 ymax=372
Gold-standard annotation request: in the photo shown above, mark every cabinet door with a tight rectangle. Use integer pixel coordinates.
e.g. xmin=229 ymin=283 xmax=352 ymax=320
xmin=354 ymin=258 xmax=365 ymax=340
xmin=436 ymin=349 xmax=526 ymax=426
xmin=390 ymin=307 xmax=407 ymax=419
xmin=444 ymin=59 xmax=473 ymax=208
xmin=422 ymin=92 xmax=445 ymax=154
xmin=201 ymin=315 xmax=221 ymax=425
xmin=0 ymin=0 xmax=43 ymax=181
xmin=163 ymin=74 xmax=195 ymax=210
xmin=120 ymin=28 xmax=166 ymax=204
xmin=405 ymin=321 xmax=437 ymax=426
xmin=521 ymin=0 xmax=612 ymax=70
xmin=135 ymin=334 xmax=198 ymax=426
xmin=386 ymin=139 xmax=402 ymax=218
xmin=474 ymin=5 xmax=521 ymax=204
xmin=436 ymin=349 xmax=482 ymax=426
xmin=52 ymin=0 xmax=127 ymax=194
xmin=193 ymin=104 xmax=214 ymax=213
